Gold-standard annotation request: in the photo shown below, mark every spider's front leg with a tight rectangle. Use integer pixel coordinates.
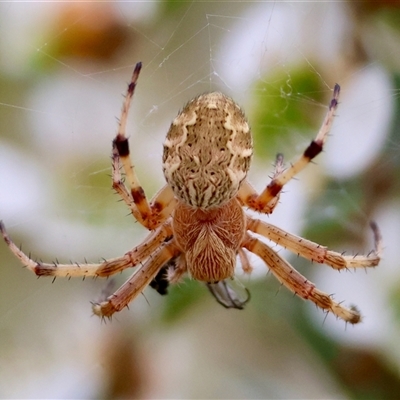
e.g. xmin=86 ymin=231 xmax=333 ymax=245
xmin=111 ymin=62 xmax=176 ymax=230
xmin=238 ymin=84 xmax=340 ymax=214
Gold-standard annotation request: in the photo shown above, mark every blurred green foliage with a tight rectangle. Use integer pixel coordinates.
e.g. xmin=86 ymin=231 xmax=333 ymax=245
xmin=158 ymin=279 xmax=207 ymax=323
xmin=251 ymin=65 xmax=325 ymax=159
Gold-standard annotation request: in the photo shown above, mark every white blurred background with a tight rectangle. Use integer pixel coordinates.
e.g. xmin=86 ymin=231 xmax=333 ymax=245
xmin=1 ymin=2 xmax=400 ymax=398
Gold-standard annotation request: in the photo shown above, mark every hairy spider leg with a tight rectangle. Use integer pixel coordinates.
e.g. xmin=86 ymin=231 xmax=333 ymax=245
xmin=238 ymin=84 xmax=340 ymax=214
xmin=238 ymin=248 xmax=253 ymax=274
xmin=242 ymin=234 xmax=362 ymax=324
xmin=92 ymin=241 xmax=180 ymax=318
xmin=0 ymin=220 xmax=173 ymax=278
xmin=112 ymin=62 xmax=175 ymax=230
xmin=246 ymin=217 xmax=381 ymax=270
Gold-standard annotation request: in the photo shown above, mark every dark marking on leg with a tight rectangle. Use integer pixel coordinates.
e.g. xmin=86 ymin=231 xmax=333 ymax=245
xmin=34 ymin=263 xmax=57 ymax=276
xmin=131 ymin=187 xmax=146 ymax=205
xmin=304 ymin=140 xmax=323 ymax=160
xmin=266 ymin=180 xmax=283 ymax=198
xmin=113 ymin=134 xmax=130 ymax=157
xmin=128 ymin=62 xmax=142 ymax=95
xmin=152 ymin=201 xmax=163 ymax=213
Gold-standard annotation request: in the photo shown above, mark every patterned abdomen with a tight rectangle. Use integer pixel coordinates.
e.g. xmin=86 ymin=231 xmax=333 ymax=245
xmin=162 ymin=92 xmax=253 ymax=208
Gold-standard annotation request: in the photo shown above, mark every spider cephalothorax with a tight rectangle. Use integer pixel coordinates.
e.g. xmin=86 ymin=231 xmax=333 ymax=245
xmin=1 ymin=62 xmax=382 ymax=323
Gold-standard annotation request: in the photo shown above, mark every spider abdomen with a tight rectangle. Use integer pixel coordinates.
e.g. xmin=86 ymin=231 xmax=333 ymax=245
xmin=172 ymin=197 xmax=246 ymax=282
xmin=162 ymin=92 xmax=253 ymax=209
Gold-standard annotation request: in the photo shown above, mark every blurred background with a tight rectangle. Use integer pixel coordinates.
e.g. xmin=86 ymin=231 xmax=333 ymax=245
xmin=1 ymin=1 xmax=400 ymax=398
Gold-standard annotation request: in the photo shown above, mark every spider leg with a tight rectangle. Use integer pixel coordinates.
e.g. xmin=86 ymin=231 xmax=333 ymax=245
xmin=237 ymin=153 xmax=284 ymax=213
xmin=92 ymin=241 xmax=180 ymax=318
xmin=149 ymin=185 xmax=177 ymax=224
xmin=238 ymin=84 xmax=340 ymax=214
xmin=0 ymin=220 xmax=173 ymax=278
xmin=238 ymin=248 xmax=253 ymax=274
xmin=247 ymin=217 xmax=381 ymax=270
xmin=112 ymin=62 xmax=175 ymax=230
xmin=242 ymin=234 xmax=362 ymax=324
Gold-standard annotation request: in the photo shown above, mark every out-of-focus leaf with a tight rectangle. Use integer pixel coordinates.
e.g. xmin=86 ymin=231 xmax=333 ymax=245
xmin=159 ymin=279 xmax=207 ymax=323
xmin=389 ymin=284 xmax=400 ymax=325
xmin=251 ymin=66 xmax=326 ymax=159
xmin=161 ymin=0 xmax=192 ymax=16
xmin=303 ymin=179 xmax=366 ymax=247
xmin=333 ymin=346 xmax=400 ymax=399
xmin=31 ymin=4 xmax=130 ymax=72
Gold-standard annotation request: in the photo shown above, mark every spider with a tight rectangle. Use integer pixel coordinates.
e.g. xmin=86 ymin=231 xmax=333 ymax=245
xmin=1 ymin=62 xmax=382 ymax=323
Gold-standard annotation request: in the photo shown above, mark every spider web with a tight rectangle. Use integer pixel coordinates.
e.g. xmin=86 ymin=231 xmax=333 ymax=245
xmin=0 ymin=2 xmax=398 ymax=398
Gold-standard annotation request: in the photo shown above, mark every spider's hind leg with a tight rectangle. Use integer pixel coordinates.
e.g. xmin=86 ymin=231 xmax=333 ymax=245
xmin=246 ymin=217 xmax=381 ymax=271
xmin=0 ymin=219 xmax=173 ymax=281
xmin=92 ymin=241 xmax=180 ymax=318
xmin=242 ymin=233 xmax=362 ymax=324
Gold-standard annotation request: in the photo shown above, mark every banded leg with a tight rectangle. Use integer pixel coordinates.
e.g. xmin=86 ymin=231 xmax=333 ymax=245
xmin=246 ymin=217 xmax=382 ymax=270
xmin=112 ymin=62 xmax=175 ymax=230
xmin=0 ymin=220 xmax=173 ymax=278
xmin=242 ymin=234 xmax=362 ymax=324
xmin=92 ymin=241 xmax=180 ymax=318
xmin=238 ymin=84 xmax=340 ymax=214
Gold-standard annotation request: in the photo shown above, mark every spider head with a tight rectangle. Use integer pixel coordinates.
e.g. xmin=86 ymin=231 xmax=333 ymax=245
xmin=162 ymin=92 xmax=253 ymax=208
